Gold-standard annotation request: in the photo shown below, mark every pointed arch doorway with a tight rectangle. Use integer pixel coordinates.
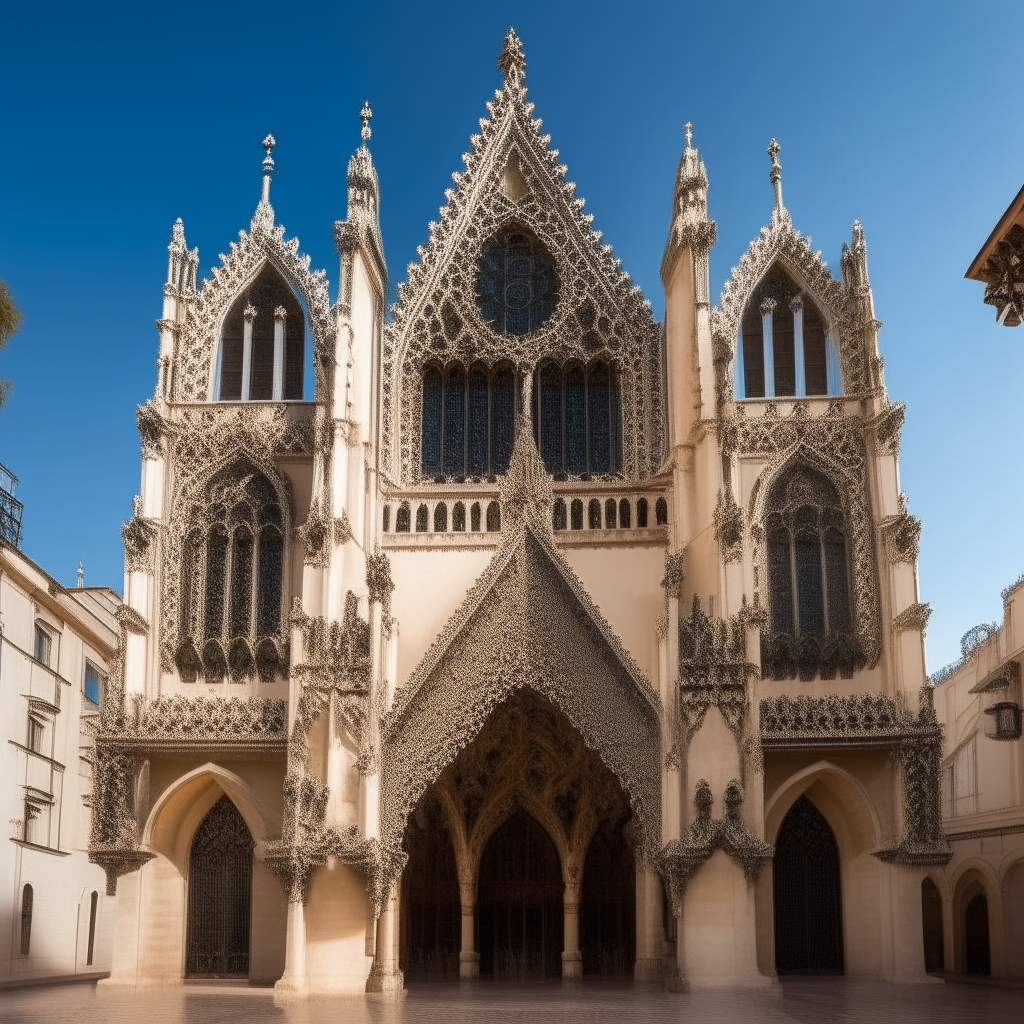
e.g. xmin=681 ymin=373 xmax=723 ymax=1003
xmin=185 ymin=794 xmax=254 ymax=978
xmin=773 ymin=794 xmax=843 ymax=974
xmin=398 ymin=689 xmax=637 ymax=982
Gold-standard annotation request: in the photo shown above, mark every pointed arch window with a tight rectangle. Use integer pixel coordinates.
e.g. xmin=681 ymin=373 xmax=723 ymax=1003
xmin=217 ymin=265 xmax=305 ymax=402
xmin=532 ymin=361 xmax=622 ymax=477
xmin=421 ymin=362 xmax=516 ymax=479
xmin=761 ymin=465 xmax=860 ymax=681
xmin=175 ymin=464 xmax=286 ymax=684
xmin=476 ymin=225 xmax=559 ymax=335
xmin=735 ymin=267 xmax=841 ymax=399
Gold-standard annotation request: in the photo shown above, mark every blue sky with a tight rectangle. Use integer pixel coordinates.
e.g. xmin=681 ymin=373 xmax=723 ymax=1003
xmin=1 ymin=1 xmax=1021 ymax=672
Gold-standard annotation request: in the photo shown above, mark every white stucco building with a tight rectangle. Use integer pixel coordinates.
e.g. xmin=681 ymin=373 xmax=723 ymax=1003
xmin=1 ymin=536 xmax=120 ymax=986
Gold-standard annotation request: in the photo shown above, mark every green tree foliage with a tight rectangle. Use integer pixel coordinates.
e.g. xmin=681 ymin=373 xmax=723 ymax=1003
xmin=0 ymin=277 xmax=21 ymax=407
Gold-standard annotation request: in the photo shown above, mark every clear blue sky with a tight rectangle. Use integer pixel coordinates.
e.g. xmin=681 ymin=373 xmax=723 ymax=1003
xmin=1 ymin=1 xmax=1021 ymax=673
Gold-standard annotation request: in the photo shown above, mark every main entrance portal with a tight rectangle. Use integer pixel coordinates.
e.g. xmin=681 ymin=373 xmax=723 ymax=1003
xmin=399 ymin=689 xmax=637 ymax=982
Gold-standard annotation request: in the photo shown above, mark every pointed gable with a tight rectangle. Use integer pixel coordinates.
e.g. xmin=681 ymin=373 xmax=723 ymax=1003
xmin=380 ymin=519 xmax=662 ymax=861
xmin=382 ymin=30 xmax=664 ymax=485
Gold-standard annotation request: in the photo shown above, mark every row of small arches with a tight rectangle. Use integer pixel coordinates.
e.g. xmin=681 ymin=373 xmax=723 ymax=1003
xmin=382 ymin=496 xmax=669 ymax=535
xmin=554 ymin=496 xmax=668 ymax=531
xmin=384 ymin=501 xmax=502 ymax=534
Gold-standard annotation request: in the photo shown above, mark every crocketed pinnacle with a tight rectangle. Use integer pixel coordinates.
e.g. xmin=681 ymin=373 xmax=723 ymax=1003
xmin=767 ymin=137 xmax=790 ymax=228
xmin=360 ymin=102 xmax=373 ymax=146
xmin=497 ymin=26 xmax=526 ymax=85
xmin=252 ymin=133 xmax=277 ymax=234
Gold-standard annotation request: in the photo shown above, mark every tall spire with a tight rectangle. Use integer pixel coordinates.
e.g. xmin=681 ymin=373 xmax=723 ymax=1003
xmin=261 ymin=133 xmax=276 ymax=204
xmin=767 ymin=137 xmax=789 ymax=227
xmin=497 ymin=26 xmax=526 ymax=87
xmin=252 ymin=133 xmax=277 ymax=234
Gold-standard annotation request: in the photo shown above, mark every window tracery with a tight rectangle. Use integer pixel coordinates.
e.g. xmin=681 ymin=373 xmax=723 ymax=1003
xmin=761 ymin=465 xmax=861 ymax=680
xmin=175 ymin=462 xmax=287 ymax=684
xmin=476 ymin=225 xmax=559 ymax=335
xmin=421 ymin=362 xmax=516 ymax=479
xmin=533 ymin=361 xmax=622 ymax=478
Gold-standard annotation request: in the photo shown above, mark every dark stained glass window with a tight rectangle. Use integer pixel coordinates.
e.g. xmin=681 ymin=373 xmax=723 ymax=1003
xmin=477 ymin=226 xmax=559 ymax=336
xmin=421 ymin=363 xmax=516 ymax=478
xmin=532 ymin=361 xmax=621 ymax=477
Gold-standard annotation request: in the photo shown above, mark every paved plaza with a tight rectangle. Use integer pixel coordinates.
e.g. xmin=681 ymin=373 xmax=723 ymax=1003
xmin=3 ymin=978 xmax=1023 ymax=1024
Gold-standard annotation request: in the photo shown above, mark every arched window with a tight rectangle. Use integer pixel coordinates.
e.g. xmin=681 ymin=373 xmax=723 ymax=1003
xmin=415 ymin=504 xmax=429 ymax=533
xmin=421 ymin=362 xmax=516 ymax=479
xmin=571 ymin=499 xmax=584 ymax=531
xmin=762 ymin=465 xmax=859 ymax=681
xmin=217 ymin=265 xmax=304 ymax=401
xmin=588 ymin=499 xmax=601 ymax=530
xmin=434 ymin=502 xmax=448 ymax=533
xmin=602 ymin=498 xmax=615 ymax=529
xmin=636 ymin=498 xmax=649 ymax=528
xmin=476 ymin=225 xmax=559 ymax=336
xmin=470 ymin=502 xmax=481 ymax=532
xmin=396 ymin=502 xmax=411 ymax=533
xmin=735 ymin=267 xmax=841 ymax=399
xmin=655 ymin=498 xmax=668 ymax=526
xmin=86 ymin=890 xmax=98 ymax=966
xmin=486 ymin=501 xmax=500 ymax=532
xmin=619 ymin=499 xmax=631 ymax=529
xmin=175 ymin=464 xmax=285 ymax=684
xmin=20 ymin=884 xmax=33 ymax=955
xmin=533 ymin=361 xmax=622 ymax=477
xmin=553 ymin=498 xmax=567 ymax=531
xmin=452 ymin=502 xmax=466 ymax=532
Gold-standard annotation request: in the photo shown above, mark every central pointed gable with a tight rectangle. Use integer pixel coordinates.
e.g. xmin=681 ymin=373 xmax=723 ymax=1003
xmin=381 ymin=29 xmax=665 ymax=484
xmin=380 ymin=519 xmax=662 ymax=861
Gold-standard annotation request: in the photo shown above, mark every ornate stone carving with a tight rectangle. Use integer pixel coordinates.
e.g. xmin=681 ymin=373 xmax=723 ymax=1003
xmin=136 ymin=400 xmax=166 ymax=460
xmin=892 ymin=602 xmax=932 ymax=636
xmin=121 ymin=514 xmax=158 ymax=575
xmin=104 ymin=696 xmax=287 ymax=742
xmin=879 ymin=493 xmax=922 ymax=564
xmin=713 ymin=487 xmax=744 ymax=563
xmin=382 ymin=30 xmax=663 ymax=485
xmin=379 ymin=516 xmax=663 ymax=906
xmin=658 ymin=780 xmax=772 ymax=915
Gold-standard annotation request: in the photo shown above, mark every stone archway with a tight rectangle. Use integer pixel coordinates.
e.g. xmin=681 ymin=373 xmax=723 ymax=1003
xmin=398 ymin=688 xmax=635 ymax=982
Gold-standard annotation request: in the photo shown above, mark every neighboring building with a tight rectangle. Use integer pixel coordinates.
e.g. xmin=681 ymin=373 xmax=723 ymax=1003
xmin=0 ymin=536 xmax=121 ymax=985
xmin=931 ymin=578 xmax=1024 ymax=979
xmin=90 ymin=30 xmax=949 ymax=995
xmin=965 ymin=182 xmax=1024 ymax=327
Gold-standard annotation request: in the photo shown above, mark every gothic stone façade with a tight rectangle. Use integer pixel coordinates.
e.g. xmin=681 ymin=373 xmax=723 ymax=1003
xmin=89 ymin=30 xmax=949 ymax=995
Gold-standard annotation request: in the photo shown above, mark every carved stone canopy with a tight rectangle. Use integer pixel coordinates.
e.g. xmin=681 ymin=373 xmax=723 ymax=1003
xmin=380 ymin=520 xmax=663 ymax=867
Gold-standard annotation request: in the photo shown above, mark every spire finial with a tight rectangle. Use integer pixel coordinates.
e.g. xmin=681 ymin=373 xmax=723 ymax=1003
xmin=77 ymin=561 xmax=85 ymax=588
xmin=684 ymin=121 xmax=693 ymax=149
xmin=497 ymin=26 xmax=526 ymax=83
xmin=260 ymin=133 xmax=276 ymax=204
xmin=360 ymin=102 xmax=373 ymax=146
xmin=767 ymin=137 xmax=784 ymax=216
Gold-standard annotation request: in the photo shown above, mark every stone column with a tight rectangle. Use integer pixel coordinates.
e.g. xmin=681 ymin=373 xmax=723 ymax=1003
xmin=273 ymin=305 xmax=286 ymax=401
xmin=242 ymin=304 xmax=255 ymax=401
xmin=275 ymin=899 xmax=308 ymax=996
xmin=760 ymin=298 xmax=776 ymax=398
xmin=459 ymin=871 xmax=479 ymax=980
xmin=366 ymin=890 xmax=404 ymax=997
xmin=561 ymin=874 xmax=582 ymax=981
xmin=634 ymin=867 xmax=665 ymax=982
xmin=791 ymin=294 xmax=805 ymax=396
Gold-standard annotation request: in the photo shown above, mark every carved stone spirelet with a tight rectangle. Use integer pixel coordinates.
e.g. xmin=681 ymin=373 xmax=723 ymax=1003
xmin=880 ymin=493 xmax=922 ymax=564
